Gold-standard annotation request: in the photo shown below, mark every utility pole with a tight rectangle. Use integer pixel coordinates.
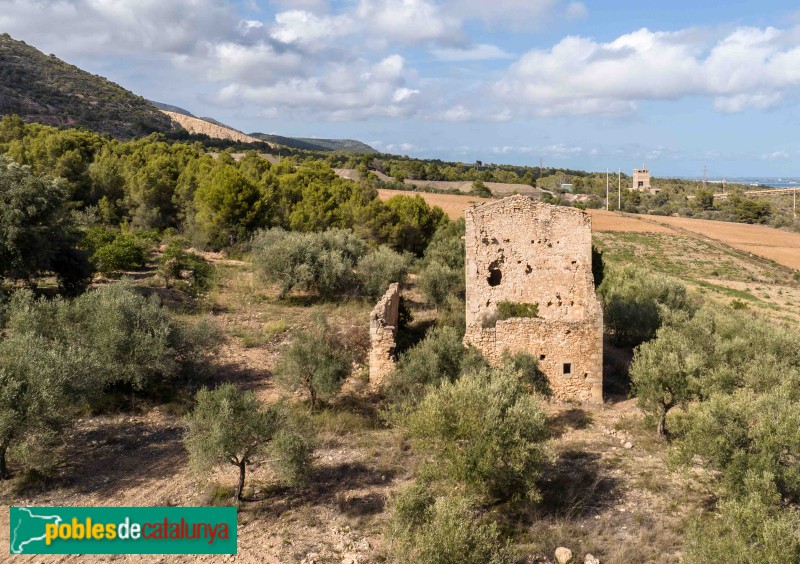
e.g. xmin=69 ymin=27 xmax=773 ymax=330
xmin=794 ymin=188 xmax=797 ymax=220
xmin=703 ymin=164 xmax=708 ymax=190
xmin=606 ymin=168 xmax=609 ymax=211
xmin=618 ymin=168 xmax=621 ymax=210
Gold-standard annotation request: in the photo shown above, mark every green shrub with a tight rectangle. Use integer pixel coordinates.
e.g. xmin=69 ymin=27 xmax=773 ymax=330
xmin=0 ymin=282 xmax=214 ymax=477
xmin=403 ymin=367 xmax=548 ymax=502
xmin=599 ymin=265 xmax=695 ymax=346
xmin=251 ymin=228 xmax=366 ymax=299
xmin=356 ymin=245 xmax=413 ymax=299
xmin=436 ymin=295 xmax=466 ymax=335
xmin=685 ymin=474 xmax=800 ymax=563
xmin=387 ymin=326 xmax=486 ymax=404
xmin=496 ymin=301 xmax=539 ymax=321
xmin=629 ymin=325 xmax=702 ymax=437
xmin=672 ymin=383 xmax=800 ymax=501
xmin=91 ymin=232 xmax=148 ymax=276
xmin=418 ymin=261 xmax=464 ymax=308
xmin=274 ymin=316 xmax=351 ymax=411
xmin=389 ymin=486 xmax=510 ymax=564
xmin=730 ymin=299 xmax=749 ymax=310
xmin=158 ymin=242 xmax=215 ymax=295
xmin=423 ymin=218 xmax=465 ymax=270
xmin=501 ymin=351 xmax=551 ymax=396
xmin=0 ymin=157 xmax=91 ymax=289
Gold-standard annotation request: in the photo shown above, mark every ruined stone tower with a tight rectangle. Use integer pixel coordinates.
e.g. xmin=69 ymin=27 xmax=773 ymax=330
xmin=463 ymin=195 xmax=603 ymax=404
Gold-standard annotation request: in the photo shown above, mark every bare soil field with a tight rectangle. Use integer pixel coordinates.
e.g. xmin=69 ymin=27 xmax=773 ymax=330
xmin=642 ymin=214 xmax=800 ymax=270
xmin=587 ymin=210 xmax=674 ymax=234
xmin=376 ymin=188 xmax=490 ymax=219
xmin=337 ymin=169 xmax=537 ymax=196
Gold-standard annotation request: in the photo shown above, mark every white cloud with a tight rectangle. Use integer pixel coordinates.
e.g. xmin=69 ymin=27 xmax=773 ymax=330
xmin=268 ymin=0 xmax=329 ymax=12
xmin=763 ymin=150 xmax=790 ymax=160
xmin=448 ymin=0 xmax=572 ymax=29
xmin=494 ymin=26 xmax=800 ymax=116
xmin=270 ymin=10 xmax=354 ymax=45
xmin=441 ymin=105 xmax=472 ymax=121
xmin=432 ymin=43 xmax=513 ymax=61
xmin=195 ymin=41 xmax=306 ymax=84
xmin=0 ymin=0 xmax=239 ymax=55
xmin=214 ymin=55 xmax=420 ymax=120
xmin=564 ymin=2 xmax=588 ymax=20
xmin=713 ymin=92 xmax=783 ymax=112
xmin=356 ymin=0 xmax=462 ymax=45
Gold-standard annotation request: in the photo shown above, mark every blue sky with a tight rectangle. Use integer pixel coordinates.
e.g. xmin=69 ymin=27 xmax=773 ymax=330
xmin=3 ymin=0 xmax=800 ymax=177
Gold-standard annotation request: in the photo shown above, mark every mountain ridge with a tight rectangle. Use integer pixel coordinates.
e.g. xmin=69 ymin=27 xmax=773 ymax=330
xmin=0 ymin=34 xmax=176 ymax=139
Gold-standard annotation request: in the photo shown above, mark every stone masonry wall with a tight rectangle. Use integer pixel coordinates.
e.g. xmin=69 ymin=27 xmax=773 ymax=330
xmin=463 ymin=195 xmax=603 ymax=404
xmin=369 ymin=283 xmax=400 ymax=386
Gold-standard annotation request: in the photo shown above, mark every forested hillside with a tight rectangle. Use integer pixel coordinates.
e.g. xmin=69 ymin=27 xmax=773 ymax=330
xmin=250 ymin=132 xmax=376 ymax=153
xmin=0 ymin=34 xmax=176 ymax=139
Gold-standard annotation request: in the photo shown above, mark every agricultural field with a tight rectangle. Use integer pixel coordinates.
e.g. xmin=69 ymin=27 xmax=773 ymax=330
xmin=379 ymin=189 xmax=800 ymax=272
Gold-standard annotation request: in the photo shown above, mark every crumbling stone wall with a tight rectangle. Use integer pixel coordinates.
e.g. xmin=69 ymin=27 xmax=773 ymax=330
xmin=369 ymin=283 xmax=400 ymax=386
xmin=464 ymin=196 xmax=603 ymax=404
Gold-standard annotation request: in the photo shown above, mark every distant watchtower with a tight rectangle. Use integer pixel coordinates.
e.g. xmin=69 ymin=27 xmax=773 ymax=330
xmin=632 ymin=164 xmax=651 ymax=191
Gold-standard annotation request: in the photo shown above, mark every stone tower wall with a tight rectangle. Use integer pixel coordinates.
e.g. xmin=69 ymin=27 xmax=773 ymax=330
xmin=464 ymin=196 xmax=603 ymax=404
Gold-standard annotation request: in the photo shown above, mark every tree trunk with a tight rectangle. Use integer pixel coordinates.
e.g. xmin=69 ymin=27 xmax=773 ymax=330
xmin=656 ymin=405 xmax=670 ymax=439
xmin=236 ymin=461 xmax=246 ymax=501
xmin=0 ymin=443 xmax=9 ymax=480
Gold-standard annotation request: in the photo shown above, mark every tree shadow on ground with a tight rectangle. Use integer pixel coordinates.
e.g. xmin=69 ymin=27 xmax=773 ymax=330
xmin=536 ymin=450 xmax=618 ymax=520
xmin=603 ymin=336 xmax=634 ymax=402
xmin=58 ymin=419 xmax=186 ymax=498
xmin=547 ymin=408 xmax=594 ymax=439
xmin=251 ymin=462 xmax=396 ymax=519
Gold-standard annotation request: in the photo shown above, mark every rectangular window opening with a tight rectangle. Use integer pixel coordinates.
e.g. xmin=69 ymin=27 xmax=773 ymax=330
xmin=563 ymin=363 xmax=572 ymax=375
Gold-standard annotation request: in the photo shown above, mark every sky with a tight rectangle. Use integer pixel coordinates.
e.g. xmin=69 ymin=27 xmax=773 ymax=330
xmin=2 ymin=0 xmax=800 ymax=177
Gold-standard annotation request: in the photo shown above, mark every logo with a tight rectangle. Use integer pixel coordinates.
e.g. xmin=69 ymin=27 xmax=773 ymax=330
xmin=9 ymin=507 xmax=237 ymax=555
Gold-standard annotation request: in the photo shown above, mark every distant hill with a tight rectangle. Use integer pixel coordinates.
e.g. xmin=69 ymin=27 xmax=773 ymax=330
xmin=250 ymin=132 xmax=376 ymax=153
xmin=0 ymin=34 xmax=177 ymax=139
xmin=160 ymin=111 xmax=268 ymax=145
xmin=150 ymin=101 xmax=195 ymax=118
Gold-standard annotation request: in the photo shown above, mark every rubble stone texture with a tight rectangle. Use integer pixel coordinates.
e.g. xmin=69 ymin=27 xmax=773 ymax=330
xmin=463 ymin=196 xmax=603 ymax=404
xmin=369 ymin=283 xmax=400 ymax=386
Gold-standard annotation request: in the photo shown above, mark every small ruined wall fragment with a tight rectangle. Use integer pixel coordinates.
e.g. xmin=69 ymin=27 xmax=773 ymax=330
xmin=369 ymin=283 xmax=400 ymax=386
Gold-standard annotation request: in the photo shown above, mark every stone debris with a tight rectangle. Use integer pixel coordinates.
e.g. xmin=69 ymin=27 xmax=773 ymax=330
xmin=584 ymin=554 xmax=601 ymax=564
xmin=555 ymin=546 xmax=574 ymax=563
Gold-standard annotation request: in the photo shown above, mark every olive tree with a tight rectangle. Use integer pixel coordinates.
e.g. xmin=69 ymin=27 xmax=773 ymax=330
xmin=184 ymin=383 xmax=313 ymax=501
xmin=0 ymin=333 xmax=85 ymax=479
xmin=403 ymin=366 xmax=549 ymax=502
xmin=274 ymin=317 xmax=351 ymax=411
xmin=629 ymin=326 xmax=702 ymax=437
